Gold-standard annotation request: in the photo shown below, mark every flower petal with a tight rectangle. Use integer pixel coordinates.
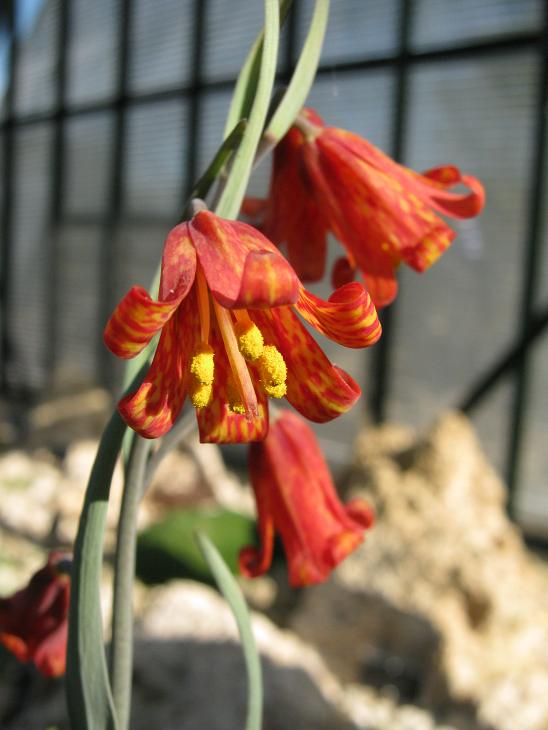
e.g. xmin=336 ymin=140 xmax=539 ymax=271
xmin=251 ymin=307 xmax=361 ymax=422
xmin=312 ymin=134 xmax=457 ymax=284
xmin=196 ymin=316 xmax=269 ymax=443
xmin=190 ymin=211 xmax=299 ymax=308
xmin=104 ymin=223 xmax=196 ymax=359
xmin=295 ymin=282 xmax=381 ymax=348
xmin=118 ymin=287 xmax=199 ymax=438
xmin=242 ymin=410 xmax=372 ymax=586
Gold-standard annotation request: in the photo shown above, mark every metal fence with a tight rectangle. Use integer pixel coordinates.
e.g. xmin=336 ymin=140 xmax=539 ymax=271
xmin=0 ymin=0 xmax=547 ymax=532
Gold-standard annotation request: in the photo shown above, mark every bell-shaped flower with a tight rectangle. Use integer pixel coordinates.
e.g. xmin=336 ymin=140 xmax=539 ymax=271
xmin=104 ymin=210 xmax=381 ymax=442
xmin=244 ymin=107 xmax=485 ymax=307
xmin=0 ymin=551 xmax=71 ymax=678
xmin=240 ymin=410 xmax=374 ymax=587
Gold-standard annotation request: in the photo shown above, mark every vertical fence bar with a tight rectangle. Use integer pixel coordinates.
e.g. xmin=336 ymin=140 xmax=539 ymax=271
xmin=97 ymin=0 xmax=132 ymax=387
xmin=183 ymin=0 xmax=208 ymax=200
xmin=369 ymin=0 xmax=412 ymax=422
xmin=0 ymin=0 xmax=17 ymax=391
xmin=283 ymin=0 xmax=299 ymax=79
xmin=45 ymin=0 xmax=70 ymax=385
xmin=505 ymin=0 xmax=548 ymax=515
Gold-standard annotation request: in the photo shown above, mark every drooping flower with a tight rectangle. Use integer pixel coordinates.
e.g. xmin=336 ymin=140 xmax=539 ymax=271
xmin=0 ymin=552 xmax=71 ymax=678
xmin=240 ymin=409 xmax=374 ymax=587
xmin=104 ymin=210 xmax=381 ymax=442
xmin=244 ymin=107 xmax=485 ymax=308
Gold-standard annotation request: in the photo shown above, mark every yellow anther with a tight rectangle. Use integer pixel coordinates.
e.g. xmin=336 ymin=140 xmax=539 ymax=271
xmin=234 ymin=321 xmax=264 ymax=362
xmin=226 ymin=378 xmax=246 ymax=414
xmin=258 ymin=345 xmax=287 ymax=387
xmin=190 ymin=344 xmax=215 ymax=385
xmin=263 ymin=381 xmax=286 ymax=399
xmin=190 ymin=381 xmax=212 ymax=409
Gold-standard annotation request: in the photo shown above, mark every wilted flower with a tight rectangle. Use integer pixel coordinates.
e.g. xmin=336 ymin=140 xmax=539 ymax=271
xmin=105 ymin=210 xmax=381 ymax=442
xmin=245 ymin=107 xmax=485 ymax=307
xmin=240 ymin=410 xmax=374 ymax=587
xmin=0 ymin=552 xmax=71 ymax=678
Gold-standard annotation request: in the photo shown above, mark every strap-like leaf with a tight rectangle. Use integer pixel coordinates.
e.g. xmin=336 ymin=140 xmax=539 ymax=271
xmin=196 ymin=532 xmax=263 ymax=730
xmin=224 ymin=0 xmax=292 ymax=137
xmin=266 ymin=0 xmax=330 ymax=143
xmin=216 ymin=0 xmax=280 ymax=220
xmin=66 ymin=411 xmax=124 ymax=730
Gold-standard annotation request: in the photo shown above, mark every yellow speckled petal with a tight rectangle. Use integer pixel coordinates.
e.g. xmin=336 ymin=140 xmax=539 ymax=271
xmin=295 ymin=282 xmax=381 ymax=349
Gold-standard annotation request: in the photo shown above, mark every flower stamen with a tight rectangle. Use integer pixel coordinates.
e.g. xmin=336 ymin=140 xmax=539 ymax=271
xmin=258 ymin=345 xmax=287 ymax=399
xmin=213 ymin=299 xmax=259 ymax=419
xmin=234 ymin=310 xmax=264 ymax=362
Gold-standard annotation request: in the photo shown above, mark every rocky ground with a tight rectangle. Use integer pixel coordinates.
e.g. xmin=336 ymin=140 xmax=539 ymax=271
xmin=1 ymin=399 xmax=547 ymax=729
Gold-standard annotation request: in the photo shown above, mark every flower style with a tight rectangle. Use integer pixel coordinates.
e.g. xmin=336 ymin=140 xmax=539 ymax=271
xmin=104 ymin=210 xmax=381 ymax=442
xmin=0 ymin=552 xmax=71 ymax=678
xmin=245 ymin=107 xmax=485 ymax=307
xmin=240 ymin=409 xmax=374 ymax=587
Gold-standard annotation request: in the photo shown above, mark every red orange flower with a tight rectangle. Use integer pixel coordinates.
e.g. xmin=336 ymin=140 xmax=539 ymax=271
xmin=0 ymin=552 xmax=71 ymax=678
xmin=104 ymin=210 xmax=381 ymax=442
xmin=245 ymin=107 xmax=485 ymax=307
xmin=240 ymin=410 xmax=374 ymax=587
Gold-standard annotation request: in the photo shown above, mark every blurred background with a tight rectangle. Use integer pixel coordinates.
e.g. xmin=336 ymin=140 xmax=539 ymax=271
xmin=0 ymin=0 xmax=546 ymax=536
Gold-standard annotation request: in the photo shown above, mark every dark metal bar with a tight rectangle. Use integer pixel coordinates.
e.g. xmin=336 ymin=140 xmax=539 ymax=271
xmin=505 ymin=0 xmax=548 ymax=515
xmin=283 ymin=0 xmax=299 ymax=79
xmin=45 ymin=0 xmax=70 ymax=384
xmin=184 ymin=0 xmax=208 ymax=200
xmin=97 ymin=0 xmax=132 ymax=387
xmin=2 ymin=30 xmax=542 ymax=133
xmin=0 ymin=0 xmax=16 ymax=392
xmin=369 ymin=0 xmax=412 ymax=423
xmin=460 ymin=303 xmax=548 ymax=413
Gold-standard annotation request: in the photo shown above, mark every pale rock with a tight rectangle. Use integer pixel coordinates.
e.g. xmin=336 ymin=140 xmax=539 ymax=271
xmin=290 ymin=412 xmax=548 ymax=730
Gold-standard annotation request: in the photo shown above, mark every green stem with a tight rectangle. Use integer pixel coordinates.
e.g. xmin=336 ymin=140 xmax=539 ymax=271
xmin=143 ymin=410 xmax=197 ymax=492
xmin=109 ymin=436 xmax=152 ymax=730
xmin=66 ymin=410 xmax=125 ymax=730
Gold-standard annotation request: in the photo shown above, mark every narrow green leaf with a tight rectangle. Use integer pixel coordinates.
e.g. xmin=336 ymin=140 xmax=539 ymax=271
xmin=265 ymin=0 xmax=330 ymax=143
xmin=224 ymin=0 xmax=292 ymax=137
xmin=196 ymin=532 xmax=263 ymax=730
xmin=66 ymin=410 xmax=124 ymax=730
xmin=190 ymin=118 xmax=248 ymax=204
xmin=217 ymin=0 xmax=280 ymax=220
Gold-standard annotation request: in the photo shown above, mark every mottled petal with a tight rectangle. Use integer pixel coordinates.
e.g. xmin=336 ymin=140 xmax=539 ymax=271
xmin=420 ymin=167 xmax=485 ymax=218
xmin=239 ymin=450 xmax=275 ymax=578
xmin=33 ymin=621 xmax=68 ymax=678
xmin=190 ymin=211 xmax=299 ymax=308
xmin=329 ymin=129 xmax=485 ymax=220
xmin=196 ymin=317 xmax=269 ymax=443
xmin=312 ymin=135 xmax=457 ymax=285
xmin=242 ymin=410 xmax=373 ymax=587
xmin=119 ymin=287 xmax=199 ymax=438
xmin=104 ymin=223 xmax=196 ymax=358
xmin=295 ymin=282 xmax=381 ymax=348
xmin=251 ymin=307 xmax=361 ymax=422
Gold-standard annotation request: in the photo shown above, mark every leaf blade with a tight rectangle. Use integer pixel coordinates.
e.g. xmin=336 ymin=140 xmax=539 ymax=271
xmin=265 ymin=0 xmax=330 ymax=143
xmin=196 ymin=531 xmax=263 ymax=730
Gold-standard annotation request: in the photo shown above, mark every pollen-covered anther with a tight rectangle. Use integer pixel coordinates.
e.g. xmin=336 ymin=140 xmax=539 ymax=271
xmin=234 ymin=321 xmax=264 ymax=362
xmin=258 ymin=345 xmax=287 ymax=399
xmin=190 ymin=343 xmax=215 ymax=385
xmin=190 ymin=381 xmax=213 ymax=409
xmin=263 ymin=381 xmax=287 ymax=399
xmin=226 ymin=378 xmax=246 ymax=414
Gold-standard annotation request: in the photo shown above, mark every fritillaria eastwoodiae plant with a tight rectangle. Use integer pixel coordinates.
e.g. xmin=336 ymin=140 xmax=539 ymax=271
xmin=0 ymin=2 xmax=484 ymax=728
